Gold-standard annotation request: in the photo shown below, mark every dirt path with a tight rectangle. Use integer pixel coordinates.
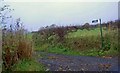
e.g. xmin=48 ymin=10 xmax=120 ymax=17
xmin=35 ymin=51 xmax=118 ymax=71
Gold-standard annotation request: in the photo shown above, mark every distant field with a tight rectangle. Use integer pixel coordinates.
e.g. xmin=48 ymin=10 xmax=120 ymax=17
xmin=67 ymin=28 xmax=107 ymax=38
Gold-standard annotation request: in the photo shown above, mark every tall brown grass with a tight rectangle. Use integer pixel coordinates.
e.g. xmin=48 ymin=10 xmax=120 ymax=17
xmin=2 ymin=20 xmax=32 ymax=70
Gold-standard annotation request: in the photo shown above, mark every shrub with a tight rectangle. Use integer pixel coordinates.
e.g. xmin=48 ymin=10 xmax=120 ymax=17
xmin=54 ymin=26 xmax=67 ymax=43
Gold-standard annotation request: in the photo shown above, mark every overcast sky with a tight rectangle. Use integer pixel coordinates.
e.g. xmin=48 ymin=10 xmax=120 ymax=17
xmin=1 ymin=0 xmax=119 ymax=31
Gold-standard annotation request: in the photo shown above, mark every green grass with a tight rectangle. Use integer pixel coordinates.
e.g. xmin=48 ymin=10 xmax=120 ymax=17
xmin=102 ymin=48 xmax=119 ymax=56
xmin=67 ymin=28 xmax=107 ymax=38
xmin=12 ymin=58 xmax=46 ymax=71
xmin=35 ymin=46 xmax=81 ymax=56
xmin=47 ymin=47 xmax=81 ymax=56
xmin=35 ymin=45 xmax=118 ymax=57
xmin=35 ymin=43 xmax=50 ymax=52
xmin=27 ymin=32 xmax=33 ymax=40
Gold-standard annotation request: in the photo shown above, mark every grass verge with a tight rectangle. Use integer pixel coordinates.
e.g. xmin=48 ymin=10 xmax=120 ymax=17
xmin=12 ymin=58 xmax=46 ymax=71
xmin=35 ymin=45 xmax=118 ymax=57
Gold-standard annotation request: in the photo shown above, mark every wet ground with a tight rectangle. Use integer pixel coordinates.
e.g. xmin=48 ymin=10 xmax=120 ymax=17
xmin=35 ymin=51 xmax=118 ymax=71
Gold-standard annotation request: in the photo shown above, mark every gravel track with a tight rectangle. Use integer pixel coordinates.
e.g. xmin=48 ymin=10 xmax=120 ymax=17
xmin=35 ymin=51 xmax=118 ymax=71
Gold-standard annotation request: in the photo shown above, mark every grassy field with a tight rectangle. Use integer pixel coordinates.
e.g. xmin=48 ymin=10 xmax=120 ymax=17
xmin=67 ymin=28 xmax=105 ymax=38
xmin=34 ymin=28 xmax=118 ymax=57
